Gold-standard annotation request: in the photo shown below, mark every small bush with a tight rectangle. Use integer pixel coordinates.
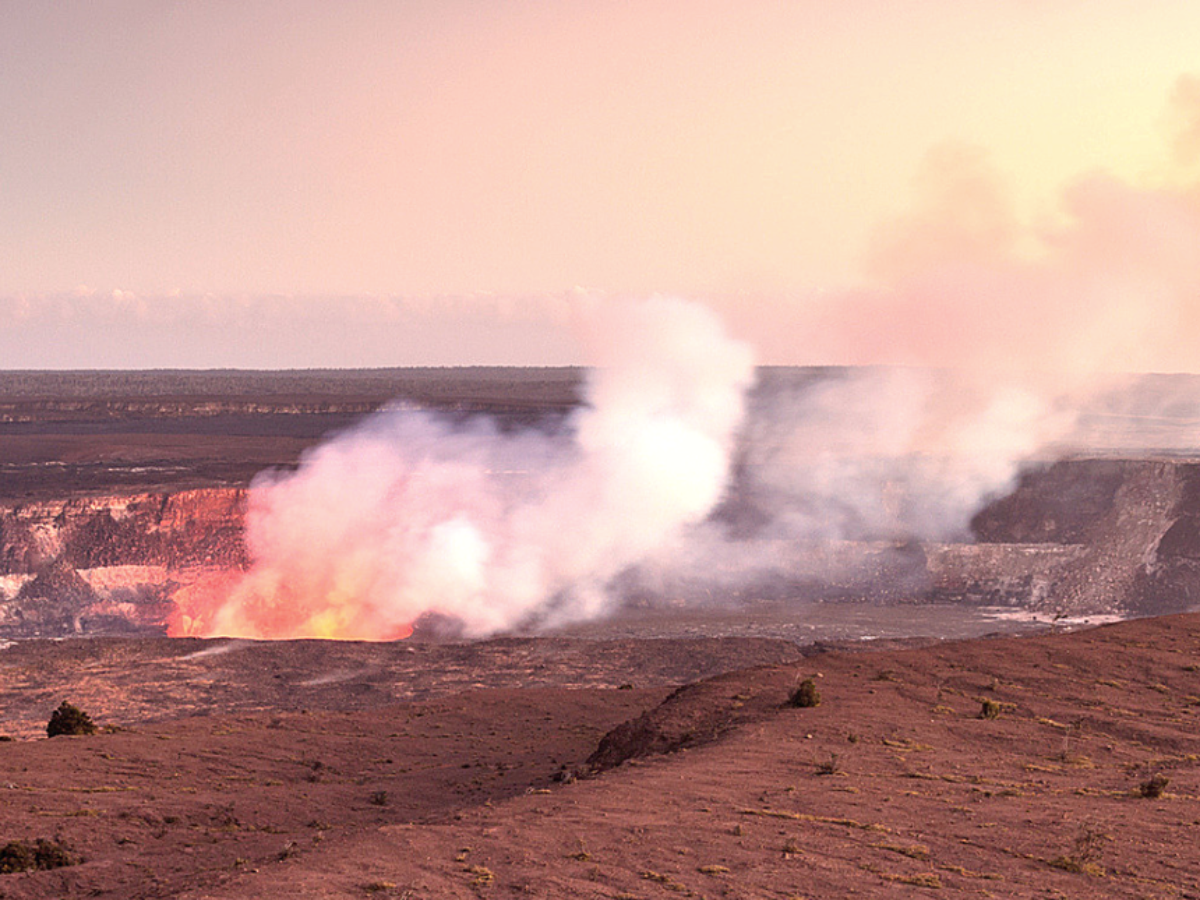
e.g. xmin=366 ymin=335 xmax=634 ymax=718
xmin=1048 ymin=823 xmax=1105 ymax=876
xmin=1139 ymin=773 xmax=1169 ymax=799
xmin=47 ymin=701 xmax=96 ymax=738
xmin=466 ymin=865 xmax=494 ymax=886
xmin=788 ymin=678 xmax=821 ymax=708
xmin=978 ymin=699 xmax=1001 ymax=720
xmin=0 ymin=838 xmax=75 ymax=874
xmin=0 ymin=842 xmax=35 ymax=874
xmin=815 ymin=752 xmax=841 ymax=776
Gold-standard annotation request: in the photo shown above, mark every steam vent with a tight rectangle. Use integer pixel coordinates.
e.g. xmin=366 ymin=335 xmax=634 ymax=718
xmin=3 ymin=449 xmax=1200 ymax=638
xmin=3 ymin=367 xmax=1200 ymax=640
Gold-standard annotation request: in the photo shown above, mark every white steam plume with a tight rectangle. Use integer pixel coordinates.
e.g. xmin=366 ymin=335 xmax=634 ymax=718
xmin=197 ymin=296 xmax=754 ymax=639
xmin=738 ymin=367 xmax=1076 ymax=544
xmin=650 ymin=77 xmax=1200 ymax=600
xmin=629 ymin=365 xmax=1078 ymax=601
xmin=183 ymin=76 xmax=1200 ymax=633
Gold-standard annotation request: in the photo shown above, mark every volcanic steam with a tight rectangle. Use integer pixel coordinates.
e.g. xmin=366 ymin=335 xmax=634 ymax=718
xmin=173 ymin=297 xmax=755 ymax=639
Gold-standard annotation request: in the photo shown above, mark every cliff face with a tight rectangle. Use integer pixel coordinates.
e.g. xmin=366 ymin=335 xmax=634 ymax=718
xmin=2 ymin=458 xmax=1200 ymax=638
xmin=0 ymin=488 xmax=246 ymax=572
xmin=966 ymin=459 xmax=1200 ymax=616
xmin=0 ymin=488 xmax=246 ymax=636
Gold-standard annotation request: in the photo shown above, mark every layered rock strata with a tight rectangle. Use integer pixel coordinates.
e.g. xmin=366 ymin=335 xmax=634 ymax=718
xmin=2 ymin=458 xmax=1200 ymax=637
xmin=0 ymin=489 xmax=245 ymax=635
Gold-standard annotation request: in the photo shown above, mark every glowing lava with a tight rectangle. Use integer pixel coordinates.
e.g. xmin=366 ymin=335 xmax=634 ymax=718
xmin=166 ymin=572 xmax=414 ymax=641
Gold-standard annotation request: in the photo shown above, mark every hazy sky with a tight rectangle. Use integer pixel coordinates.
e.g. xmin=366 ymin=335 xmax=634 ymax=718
xmin=2 ymin=1 xmax=1200 ymax=369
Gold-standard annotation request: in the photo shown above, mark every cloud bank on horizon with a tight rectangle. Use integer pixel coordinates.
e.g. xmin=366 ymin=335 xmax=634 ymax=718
xmin=1 ymin=4 xmax=1200 ymax=373
xmin=6 ymin=99 xmax=1200 ymax=376
xmin=2 ymin=79 xmax=1199 ymax=374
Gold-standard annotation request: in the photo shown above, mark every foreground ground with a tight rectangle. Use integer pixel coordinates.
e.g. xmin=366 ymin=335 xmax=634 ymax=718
xmin=1 ymin=615 xmax=1198 ymax=898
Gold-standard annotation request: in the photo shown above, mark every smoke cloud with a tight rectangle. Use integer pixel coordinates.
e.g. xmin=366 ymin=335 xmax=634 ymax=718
xmin=738 ymin=368 xmax=1074 ymax=544
xmin=175 ymin=75 xmax=1200 ymax=636
xmin=619 ymin=364 xmax=1078 ymax=604
xmin=638 ymin=78 xmax=1200 ymax=603
xmin=179 ymin=296 xmax=754 ymax=639
xmin=726 ymin=70 xmax=1200 ymax=379
xmin=797 ymin=156 xmax=1200 ymax=380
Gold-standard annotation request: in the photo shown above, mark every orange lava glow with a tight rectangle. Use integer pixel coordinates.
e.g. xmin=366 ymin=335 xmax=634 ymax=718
xmin=166 ymin=571 xmax=414 ymax=642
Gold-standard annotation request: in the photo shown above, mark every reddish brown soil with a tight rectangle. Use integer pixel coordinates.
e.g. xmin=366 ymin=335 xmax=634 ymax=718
xmin=1 ymin=616 xmax=1199 ymax=899
xmin=2 ymin=370 xmax=1200 ymax=897
xmin=0 ymin=636 xmax=802 ymax=739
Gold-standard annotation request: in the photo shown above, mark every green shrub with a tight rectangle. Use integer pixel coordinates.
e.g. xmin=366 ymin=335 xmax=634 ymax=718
xmin=1139 ymin=773 xmax=1169 ymax=798
xmin=815 ymin=752 xmax=841 ymax=775
xmin=0 ymin=838 xmax=75 ymax=873
xmin=788 ymin=678 xmax=821 ymax=708
xmin=978 ymin=699 xmax=1001 ymax=720
xmin=47 ymin=701 xmax=96 ymax=738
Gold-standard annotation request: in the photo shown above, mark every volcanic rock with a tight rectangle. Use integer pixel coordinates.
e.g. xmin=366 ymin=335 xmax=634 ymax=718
xmin=3 ymin=614 xmax=1200 ymax=898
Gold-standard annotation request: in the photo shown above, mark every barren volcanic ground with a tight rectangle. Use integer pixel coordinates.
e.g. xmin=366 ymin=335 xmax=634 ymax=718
xmin=0 ymin=368 xmax=582 ymax=501
xmin=3 ymin=369 xmax=1200 ymax=897
xmin=7 ymin=367 xmax=1200 ymax=641
xmin=1 ymin=616 xmax=1200 ymax=898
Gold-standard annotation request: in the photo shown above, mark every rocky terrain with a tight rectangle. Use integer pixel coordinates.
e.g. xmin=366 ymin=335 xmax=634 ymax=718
xmin=0 ymin=368 xmax=581 ymax=637
xmin=2 ymin=366 xmax=1200 ymax=638
xmin=969 ymin=458 xmax=1200 ymax=617
xmin=1 ymin=368 xmax=1200 ymax=897
xmin=5 ymin=456 xmax=1200 ymax=637
xmin=1 ymin=614 xmax=1199 ymax=898
xmin=0 ymin=489 xmax=246 ymax=636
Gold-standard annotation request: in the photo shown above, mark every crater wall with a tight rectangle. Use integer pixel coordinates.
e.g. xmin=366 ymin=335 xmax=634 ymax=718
xmin=2 ymin=457 xmax=1200 ymax=637
xmin=0 ymin=488 xmax=245 ymax=635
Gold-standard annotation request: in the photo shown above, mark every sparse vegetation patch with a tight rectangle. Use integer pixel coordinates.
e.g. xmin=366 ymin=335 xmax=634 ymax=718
xmin=465 ymin=864 xmax=494 ymax=886
xmin=1048 ymin=824 xmax=1106 ymax=876
xmin=978 ymin=699 xmax=1001 ymax=720
xmin=788 ymin=678 xmax=821 ymax=708
xmin=884 ymin=872 xmax=942 ymax=888
xmin=47 ymin=701 xmax=96 ymax=737
xmin=815 ymin=752 xmax=842 ymax=775
xmin=0 ymin=838 xmax=76 ymax=873
xmin=1139 ymin=773 xmax=1169 ymax=798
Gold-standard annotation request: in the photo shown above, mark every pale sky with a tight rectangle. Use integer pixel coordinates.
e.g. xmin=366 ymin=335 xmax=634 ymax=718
xmin=2 ymin=1 xmax=1200 ymax=369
